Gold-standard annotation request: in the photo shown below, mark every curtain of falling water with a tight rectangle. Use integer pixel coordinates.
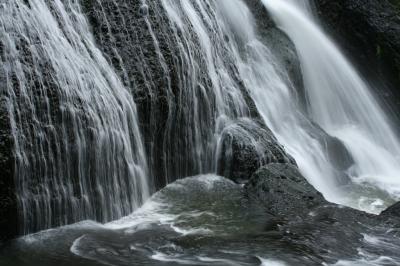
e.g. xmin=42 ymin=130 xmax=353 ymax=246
xmin=171 ymin=0 xmax=400 ymax=212
xmin=0 ymin=0 xmax=149 ymax=233
xmin=1 ymin=0 xmax=255 ymax=233
xmin=160 ymin=0 xmax=348 ymax=205
xmin=158 ymin=0 xmax=252 ymax=174
xmin=83 ymin=0 xmax=255 ymax=186
xmin=260 ymin=0 xmax=400 ymax=210
xmin=216 ymin=0 xmax=349 ymax=206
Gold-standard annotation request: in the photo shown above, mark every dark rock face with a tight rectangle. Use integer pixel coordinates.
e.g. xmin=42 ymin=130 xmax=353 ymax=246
xmin=217 ymin=120 xmax=296 ymax=183
xmin=245 ymin=163 xmax=325 ymax=217
xmin=0 ymin=54 xmax=17 ymax=242
xmin=314 ymin=0 xmax=400 ymax=125
xmin=80 ymin=0 xmax=261 ymax=190
xmin=380 ymin=201 xmax=400 ymax=218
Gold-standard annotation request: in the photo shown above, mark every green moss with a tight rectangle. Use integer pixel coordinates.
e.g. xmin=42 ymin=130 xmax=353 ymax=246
xmin=376 ymin=44 xmax=382 ymax=58
xmin=389 ymin=0 xmax=400 ymax=10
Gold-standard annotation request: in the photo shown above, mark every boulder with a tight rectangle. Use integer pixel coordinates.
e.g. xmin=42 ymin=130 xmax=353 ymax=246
xmin=380 ymin=201 xmax=400 ymax=218
xmin=217 ymin=119 xmax=296 ymax=183
xmin=245 ymin=163 xmax=326 ymax=217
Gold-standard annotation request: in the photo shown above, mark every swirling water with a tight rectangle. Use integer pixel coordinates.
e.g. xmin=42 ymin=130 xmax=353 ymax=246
xmin=2 ymin=175 xmax=400 ymax=265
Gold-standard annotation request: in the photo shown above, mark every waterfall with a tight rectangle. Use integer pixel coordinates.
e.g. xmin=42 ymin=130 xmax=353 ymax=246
xmin=260 ymin=0 xmax=400 ymax=211
xmin=2 ymin=0 xmax=400 ymax=235
xmin=0 ymin=0 xmax=149 ymax=233
xmin=158 ymin=0 xmax=254 ymax=176
xmin=158 ymin=0 xmax=355 ymax=206
xmin=1 ymin=0 xmax=257 ymax=234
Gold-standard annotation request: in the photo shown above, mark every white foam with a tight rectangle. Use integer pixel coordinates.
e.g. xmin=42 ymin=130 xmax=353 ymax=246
xmin=151 ymin=252 xmax=200 ymax=265
xmin=197 ymin=256 xmax=244 ymax=266
xmin=258 ymin=257 xmax=288 ymax=266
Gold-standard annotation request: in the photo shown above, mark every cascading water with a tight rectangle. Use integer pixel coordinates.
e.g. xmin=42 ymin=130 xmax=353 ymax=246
xmin=81 ymin=0 xmax=257 ymax=187
xmin=2 ymin=0 xmax=400 ymax=265
xmin=0 ymin=0 xmax=149 ymax=233
xmin=202 ymin=0 xmax=368 ymax=209
xmin=1 ymin=0 xmax=261 ymax=235
xmin=2 ymin=0 xmax=398 ymax=235
xmin=260 ymin=0 xmax=400 ymax=211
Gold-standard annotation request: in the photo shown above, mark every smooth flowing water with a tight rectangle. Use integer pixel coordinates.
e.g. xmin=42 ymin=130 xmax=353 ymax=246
xmin=260 ymin=0 xmax=400 ymax=211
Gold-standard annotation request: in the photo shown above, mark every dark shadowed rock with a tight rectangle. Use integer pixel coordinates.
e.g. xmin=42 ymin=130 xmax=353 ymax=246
xmin=380 ymin=201 xmax=400 ymax=218
xmin=245 ymin=163 xmax=326 ymax=217
xmin=0 ymin=59 xmax=18 ymax=242
xmin=217 ymin=119 xmax=296 ymax=183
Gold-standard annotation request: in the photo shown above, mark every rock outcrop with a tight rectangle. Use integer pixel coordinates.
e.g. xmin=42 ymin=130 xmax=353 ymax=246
xmin=245 ymin=163 xmax=325 ymax=217
xmin=217 ymin=119 xmax=296 ymax=183
xmin=380 ymin=201 xmax=400 ymax=218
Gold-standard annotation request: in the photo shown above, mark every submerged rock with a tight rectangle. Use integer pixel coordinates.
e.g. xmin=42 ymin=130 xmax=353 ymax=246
xmin=217 ymin=119 xmax=296 ymax=183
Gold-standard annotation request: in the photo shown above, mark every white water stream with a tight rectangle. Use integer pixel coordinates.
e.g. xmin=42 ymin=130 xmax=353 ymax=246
xmin=257 ymin=0 xmax=400 ymax=211
xmin=1 ymin=0 xmax=150 ymax=233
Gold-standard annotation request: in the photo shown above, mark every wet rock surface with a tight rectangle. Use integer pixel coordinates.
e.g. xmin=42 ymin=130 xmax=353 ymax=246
xmin=81 ymin=0 xmax=261 ymax=190
xmin=380 ymin=201 xmax=400 ymax=218
xmin=245 ymin=163 xmax=325 ymax=217
xmin=0 ymin=65 xmax=17 ymax=243
xmin=217 ymin=119 xmax=296 ymax=183
xmin=244 ymin=162 xmax=400 ymax=263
